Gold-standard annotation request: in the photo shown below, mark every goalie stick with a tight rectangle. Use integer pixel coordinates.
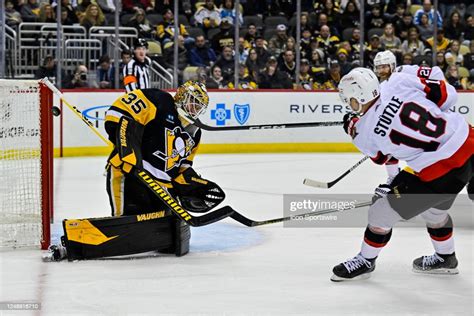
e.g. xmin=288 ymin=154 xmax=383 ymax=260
xmin=229 ymin=201 xmax=372 ymax=227
xmin=193 ymin=119 xmax=343 ymax=131
xmin=43 ymin=79 xmax=234 ymax=227
xmin=303 ymin=156 xmax=369 ymax=189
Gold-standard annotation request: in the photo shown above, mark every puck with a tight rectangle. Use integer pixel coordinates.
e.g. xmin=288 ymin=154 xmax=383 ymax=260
xmin=52 ymin=106 xmax=61 ymax=116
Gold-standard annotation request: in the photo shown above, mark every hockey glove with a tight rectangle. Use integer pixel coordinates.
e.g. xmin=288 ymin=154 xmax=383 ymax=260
xmin=172 ymin=168 xmax=225 ymax=213
xmin=343 ymin=112 xmax=360 ymax=138
xmin=372 ymin=183 xmax=392 ymax=203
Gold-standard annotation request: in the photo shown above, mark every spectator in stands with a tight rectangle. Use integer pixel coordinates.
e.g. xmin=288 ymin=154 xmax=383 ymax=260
xmin=278 ymin=49 xmax=297 ymax=81
xmin=417 ymin=13 xmax=434 ymax=41
xmin=120 ymin=50 xmax=132 ymax=70
xmin=291 ymin=13 xmax=314 ymax=38
xmin=340 ymin=0 xmax=360 ymax=30
xmin=315 ymin=13 xmax=340 ymax=38
xmin=268 ymin=24 xmax=292 ymax=57
xmin=122 ymin=0 xmax=153 ymax=14
xmin=238 ymin=36 xmax=250 ymax=64
xmin=320 ymin=0 xmax=341 ymax=31
xmin=319 ymin=59 xmax=342 ymax=90
xmin=401 ymin=27 xmax=425 ymax=57
xmin=156 ymin=8 xmax=191 ymax=45
xmin=220 ymin=0 xmax=243 ymax=26
xmin=211 ymin=18 xmax=235 ymax=54
xmin=296 ymin=58 xmax=314 ymax=90
xmin=163 ymin=35 xmax=190 ymax=82
xmin=245 ymin=48 xmax=261 ymax=82
xmin=349 ymin=28 xmax=366 ymax=61
xmin=365 ymin=5 xmax=388 ymax=30
xmin=96 ymin=55 xmax=115 ymax=89
xmin=339 ymin=0 xmax=360 ymax=12
xmin=402 ymin=52 xmax=414 ymax=65
xmin=414 ymin=0 xmax=443 ymax=28
xmin=254 ymin=35 xmax=271 ymax=66
xmin=214 ymin=45 xmax=235 ymax=81
xmin=35 ymin=56 xmax=59 ymax=80
xmin=39 ymin=4 xmax=55 ymax=22
xmin=365 ymin=34 xmax=385 ymax=69
xmin=310 ymin=48 xmax=326 ymax=68
xmin=189 ymin=34 xmax=217 ymax=68
xmin=336 ymin=48 xmax=352 ymax=75
xmin=61 ymin=7 xmax=74 ymax=25
xmin=340 ymin=41 xmax=358 ymax=63
xmin=445 ymin=40 xmax=464 ymax=66
xmin=444 ymin=11 xmax=464 ymax=41
xmin=258 ymin=56 xmax=293 ymax=89
xmin=465 ymin=15 xmax=473 ymax=44
xmin=195 ymin=0 xmax=221 ymax=33
xmin=389 ymin=3 xmax=406 ymax=26
xmin=244 ymin=24 xmax=258 ymax=48
xmin=396 ymin=11 xmax=416 ymax=42
xmin=20 ymin=0 xmax=40 ymax=22
xmin=75 ymin=0 xmax=92 ymax=21
xmin=461 ymin=74 xmax=474 ymax=90
xmin=316 ymin=25 xmax=340 ymax=57
xmin=445 ymin=64 xmax=463 ymax=90
xmin=380 ymin=23 xmax=402 ymax=58
xmin=227 ymin=64 xmax=258 ymax=90
xmin=63 ymin=64 xmax=97 ymax=89
xmin=206 ymin=65 xmax=227 ymax=89
xmin=299 ymin=28 xmax=314 ymax=59
xmin=81 ymin=4 xmax=105 ymax=31
xmin=126 ymin=9 xmax=153 ymax=38
xmin=6 ymin=0 xmax=22 ymax=29
xmin=282 ymin=37 xmax=297 ymax=60
xmin=426 ymin=28 xmax=452 ymax=52
xmin=61 ymin=0 xmax=78 ymax=24
xmin=463 ymin=41 xmax=474 ymax=73
xmin=435 ymin=51 xmax=449 ymax=72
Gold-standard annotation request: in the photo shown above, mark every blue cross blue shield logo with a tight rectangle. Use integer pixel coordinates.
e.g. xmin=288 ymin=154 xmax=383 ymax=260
xmin=234 ymin=104 xmax=250 ymax=125
xmin=210 ymin=103 xmax=231 ymax=126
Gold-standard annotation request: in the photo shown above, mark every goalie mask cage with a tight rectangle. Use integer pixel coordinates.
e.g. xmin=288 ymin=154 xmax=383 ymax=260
xmin=0 ymin=80 xmax=53 ymax=250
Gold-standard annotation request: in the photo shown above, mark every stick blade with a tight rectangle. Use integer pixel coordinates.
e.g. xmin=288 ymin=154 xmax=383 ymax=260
xmin=303 ymin=178 xmax=330 ymax=189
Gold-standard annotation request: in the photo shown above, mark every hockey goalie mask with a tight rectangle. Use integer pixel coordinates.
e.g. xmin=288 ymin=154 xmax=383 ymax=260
xmin=338 ymin=68 xmax=380 ymax=113
xmin=175 ymin=81 xmax=209 ymax=122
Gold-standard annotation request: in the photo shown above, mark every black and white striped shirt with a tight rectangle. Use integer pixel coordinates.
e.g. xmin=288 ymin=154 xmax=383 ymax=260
xmin=122 ymin=56 xmax=151 ymax=92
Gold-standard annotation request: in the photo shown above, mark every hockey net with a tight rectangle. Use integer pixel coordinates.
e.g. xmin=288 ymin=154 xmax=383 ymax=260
xmin=0 ymin=80 xmax=53 ymax=250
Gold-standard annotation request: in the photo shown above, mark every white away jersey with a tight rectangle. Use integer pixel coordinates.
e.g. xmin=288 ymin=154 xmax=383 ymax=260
xmin=395 ymin=64 xmax=445 ymax=81
xmin=353 ymin=72 xmax=468 ymax=174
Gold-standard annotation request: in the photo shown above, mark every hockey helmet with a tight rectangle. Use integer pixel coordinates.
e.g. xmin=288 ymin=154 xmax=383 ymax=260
xmin=174 ymin=81 xmax=209 ymax=122
xmin=338 ymin=67 xmax=380 ymax=113
xmin=374 ymin=50 xmax=396 ymax=72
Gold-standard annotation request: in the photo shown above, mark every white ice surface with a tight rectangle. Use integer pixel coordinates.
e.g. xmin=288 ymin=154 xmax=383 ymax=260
xmin=1 ymin=153 xmax=473 ymax=316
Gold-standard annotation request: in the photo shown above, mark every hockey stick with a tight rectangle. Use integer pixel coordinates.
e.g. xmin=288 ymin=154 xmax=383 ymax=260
xmin=42 ymin=79 xmax=234 ymax=226
xmin=229 ymin=201 xmax=372 ymax=227
xmin=193 ymin=119 xmax=343 ymax=131
xmin=40 ymin=77 xmax=113 ymax=146
xmin=303 ymin=155 xmax=369 ymax=189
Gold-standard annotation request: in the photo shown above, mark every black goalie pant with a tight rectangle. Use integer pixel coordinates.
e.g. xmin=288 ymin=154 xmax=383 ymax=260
xmin=388 ymin=155 xmax=474 ymax=220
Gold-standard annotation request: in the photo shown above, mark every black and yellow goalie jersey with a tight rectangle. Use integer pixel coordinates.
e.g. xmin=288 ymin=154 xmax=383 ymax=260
xmin=105 ymin=89 xmax=202 ymax=182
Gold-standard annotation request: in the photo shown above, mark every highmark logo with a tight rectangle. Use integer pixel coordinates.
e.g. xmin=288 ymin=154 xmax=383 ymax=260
xmin=210 ymin=103 xmax=231 ymax=126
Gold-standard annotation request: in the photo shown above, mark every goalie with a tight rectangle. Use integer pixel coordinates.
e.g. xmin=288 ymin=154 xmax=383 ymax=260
xmin=45 ymin=81 xmax=225 ymax=261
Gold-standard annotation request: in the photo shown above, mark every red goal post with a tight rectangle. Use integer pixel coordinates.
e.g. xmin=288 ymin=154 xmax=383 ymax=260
xmin=0 ymin=79 xmax=53 ymax=250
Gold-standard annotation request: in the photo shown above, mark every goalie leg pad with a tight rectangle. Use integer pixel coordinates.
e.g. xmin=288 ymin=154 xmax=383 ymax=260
xmin=62 ymin=212 xmax=190 ymax=260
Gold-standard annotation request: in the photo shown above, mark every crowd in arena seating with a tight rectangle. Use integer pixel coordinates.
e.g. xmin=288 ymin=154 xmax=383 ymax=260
xmin=6 ymin=0 xmax=474 ymax=90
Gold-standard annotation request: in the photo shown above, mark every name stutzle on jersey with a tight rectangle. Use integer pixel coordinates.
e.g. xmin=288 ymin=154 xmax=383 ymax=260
xmin=352 ymin=72 xmax=467 ymax=179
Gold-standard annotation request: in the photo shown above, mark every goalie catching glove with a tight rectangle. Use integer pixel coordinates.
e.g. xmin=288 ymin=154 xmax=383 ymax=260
xmin=172 ymin=168 xmax=225 ymax=213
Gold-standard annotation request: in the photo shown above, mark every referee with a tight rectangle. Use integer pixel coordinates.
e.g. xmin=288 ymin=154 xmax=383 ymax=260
xmin=123 ymin=38 xmax=151 ymax=92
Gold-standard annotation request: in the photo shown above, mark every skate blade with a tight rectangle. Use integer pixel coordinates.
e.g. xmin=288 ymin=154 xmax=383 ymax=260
xmin=412 ymin=268 xmax=459 ymax=275
xmin=330 ymin=273 xmax=372 ymax=282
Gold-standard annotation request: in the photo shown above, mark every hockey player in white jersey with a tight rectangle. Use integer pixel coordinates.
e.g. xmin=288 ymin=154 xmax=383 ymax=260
xmin=332 ymin=67 xmax=474 ymax=281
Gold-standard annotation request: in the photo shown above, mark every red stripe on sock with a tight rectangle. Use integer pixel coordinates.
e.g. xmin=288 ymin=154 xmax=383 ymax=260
xmin=430 ymin=232 xmax=453 ymax=242
xmin=364 ymin=237 xmax=387 ymax=248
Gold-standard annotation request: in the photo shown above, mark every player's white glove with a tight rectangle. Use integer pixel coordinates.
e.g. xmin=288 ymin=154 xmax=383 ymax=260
xmin=372 ymin=184 xmax=392 ymax=203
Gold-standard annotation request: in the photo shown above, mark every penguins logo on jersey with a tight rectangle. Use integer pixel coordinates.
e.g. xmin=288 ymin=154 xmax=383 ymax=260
xmin=153 ymin=126 xmax=195 ymax=171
